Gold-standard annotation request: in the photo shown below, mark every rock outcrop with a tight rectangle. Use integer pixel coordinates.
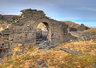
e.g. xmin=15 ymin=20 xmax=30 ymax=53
xmin=62 ymin=21 xmax=90 ymax=31
xmin=77 ymin=24 xmax=90 ymax=31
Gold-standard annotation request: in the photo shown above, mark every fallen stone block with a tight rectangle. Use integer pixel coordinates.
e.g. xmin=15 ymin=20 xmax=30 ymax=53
xmin=61 ymin=48 xmax=79 ymax=54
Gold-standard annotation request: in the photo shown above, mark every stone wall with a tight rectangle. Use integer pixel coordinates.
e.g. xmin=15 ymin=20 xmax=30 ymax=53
xmin=0 ymin=9 xmax=73 ymax=48
xmin=0 ymin=29 xmax=10 ymax=48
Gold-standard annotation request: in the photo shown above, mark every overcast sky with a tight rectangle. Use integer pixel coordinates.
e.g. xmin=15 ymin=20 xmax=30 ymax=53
xmin=0 ymin=0 xmax=96 ymax=27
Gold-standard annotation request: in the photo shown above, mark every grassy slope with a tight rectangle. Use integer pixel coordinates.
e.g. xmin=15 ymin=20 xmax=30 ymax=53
xmin=61 ymin=21 xmax=80 ymax=28
xmin=79 ymin=28 xmax=96 ymax=35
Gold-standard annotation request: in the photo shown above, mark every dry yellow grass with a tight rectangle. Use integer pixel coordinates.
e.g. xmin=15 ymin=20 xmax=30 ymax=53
xmin=79 ymin=28 xmax=96 ymax=35
xmin=0 ymin=49 xmax=69 ymax=68
xmin=0 ymin=41 xmax=96 ymax=68
xmin=62 ymin=21 xmax=80 ymax=28
xmin=56 ymin=40 xmax=96 ymax=55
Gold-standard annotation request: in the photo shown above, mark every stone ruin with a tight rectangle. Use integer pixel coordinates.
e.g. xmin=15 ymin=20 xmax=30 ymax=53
xmin=0 ymin=9 xmax=75 ymax=49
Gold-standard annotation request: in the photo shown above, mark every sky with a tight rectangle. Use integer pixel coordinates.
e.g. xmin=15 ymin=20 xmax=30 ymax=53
xmin=0 ymin=0 xmax=96 ymax=27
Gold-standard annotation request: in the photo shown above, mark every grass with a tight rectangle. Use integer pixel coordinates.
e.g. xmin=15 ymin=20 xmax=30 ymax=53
xmin=0 ymin=40 xmax=96 ymax=68
xmin=79 ymin=28 xmax=96 ymax=35
xmin=28 ymin=48 xmax=34 ymax=52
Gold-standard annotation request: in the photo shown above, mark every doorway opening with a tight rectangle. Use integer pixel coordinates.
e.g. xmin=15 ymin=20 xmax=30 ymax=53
xmin=36 ymin=22 xmax=49 ymax=44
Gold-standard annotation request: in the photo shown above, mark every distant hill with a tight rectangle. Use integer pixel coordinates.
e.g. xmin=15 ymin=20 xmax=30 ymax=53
xmin=0 ymin=15 xmax=13 ymax=21
xmin=0 ymin=15 xmax=18 ymax=31
xmin=61 ymin=21 xmax=80 ymax=28
xmin=0 ymin=14 xmax=20 ymax=24
xmin=91 ymin=26 xmax=96 ymax=28
xmin=61 ymin=21 xmax=90 ymax=31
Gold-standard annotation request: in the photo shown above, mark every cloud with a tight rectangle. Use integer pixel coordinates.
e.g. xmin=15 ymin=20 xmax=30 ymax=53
xmin=0 ymin=11 xmax=5 ymax=14
xmin=53 ymin=17 xmax=80 ymax=21
xmin=0 ymin=0 xmax=96 ymax=21
xmin=76 ymin=7 xmax=96 ymax=12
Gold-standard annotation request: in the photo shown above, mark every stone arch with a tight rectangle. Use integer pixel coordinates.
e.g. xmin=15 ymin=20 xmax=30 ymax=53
xmin=6 ymin=9 xmax=71 ymax=47
xmin=36 ymin=22 xmax=51 ymax=44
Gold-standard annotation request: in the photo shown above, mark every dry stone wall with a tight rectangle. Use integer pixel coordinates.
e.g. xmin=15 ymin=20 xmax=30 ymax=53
xmin=0 ymin=9 xmax=74 ymax=48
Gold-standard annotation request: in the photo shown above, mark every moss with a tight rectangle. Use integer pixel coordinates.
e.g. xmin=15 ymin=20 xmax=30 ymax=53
xmin=65 ymin=54 xmax=96 ymax=68
xmin=28 ymin=48 xmax=34 ymax=52
xmin=0 ymin=65 xmax=6 ymax=68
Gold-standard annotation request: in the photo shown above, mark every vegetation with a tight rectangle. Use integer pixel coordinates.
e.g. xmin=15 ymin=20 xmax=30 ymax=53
xmin=62 ymin=21 xmax=80 ymax=28
xmin=79 ymin=28 xmax=96 ymax=35
xmin=0 ymin=40 xmax=96 ymax=68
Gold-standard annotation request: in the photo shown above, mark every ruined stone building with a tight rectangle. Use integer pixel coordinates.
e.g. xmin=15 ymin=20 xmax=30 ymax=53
xmin=0 ymin=9 xmax=74 ymax=48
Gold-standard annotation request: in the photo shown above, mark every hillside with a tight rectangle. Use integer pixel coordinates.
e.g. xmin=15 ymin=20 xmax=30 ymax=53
xmin=0 ymin=15 xmax=18 ymax=21
xmin=61 ymin=21 xmax=80 ymax=28
xmin=79 ymin=28 xmax=96 ymax=35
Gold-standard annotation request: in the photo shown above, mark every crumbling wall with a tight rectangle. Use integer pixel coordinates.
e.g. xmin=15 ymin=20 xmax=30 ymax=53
xmin=0 ymin=9 xmax=72 ymax=48
xmin=8 ymin=9 xmax=69 ymax=46
xmin=0 ymin=29 xmax=10 ymax=48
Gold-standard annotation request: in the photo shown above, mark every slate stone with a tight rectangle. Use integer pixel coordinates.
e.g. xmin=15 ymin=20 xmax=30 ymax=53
xmin=36 ymin=60 xmax=44 ymax=65
xmin=92 ymin=62 xmax=96 ymax=66
xmin=42 ymin=64 xmax=48 ymax=68
xmin=36 ymin=65 xmax=42 ymax=68
xmin=0 ymin=58 xmax=4 ymax=65
xmin=29 ymin=64 xmax=34 ymax=68
xmin=9 ymin=60 xmax=14 ymax=63
xmin=61 ymin=48 xmax=79 ymax=54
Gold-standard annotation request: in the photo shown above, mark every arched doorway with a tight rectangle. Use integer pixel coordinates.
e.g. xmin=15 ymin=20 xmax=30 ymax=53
xmin=36 ymin=22 xmax=49 ymax=44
